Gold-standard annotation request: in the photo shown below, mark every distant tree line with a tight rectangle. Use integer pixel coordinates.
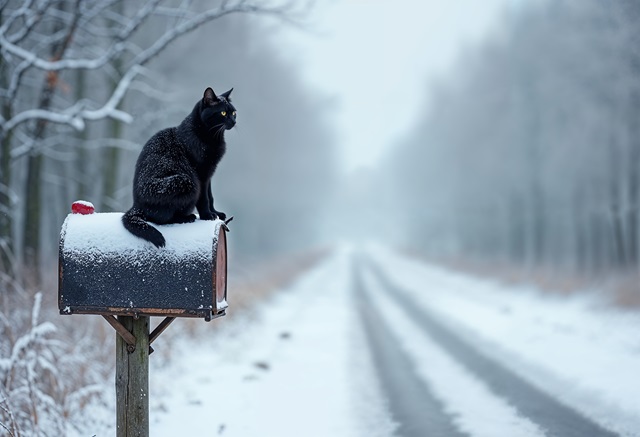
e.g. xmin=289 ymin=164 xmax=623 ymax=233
xmin=388 ymin=1 xmax=640 ymax=274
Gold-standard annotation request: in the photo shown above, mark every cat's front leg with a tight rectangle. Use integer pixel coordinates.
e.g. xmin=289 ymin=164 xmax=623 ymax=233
xmin=206 ymin=183 xmax=227 ymax=220
xmin=197 ymin=183 xmax=216 ymax=220
xmin=197 ymin=205 xmax=216 ymax=221
xmin=210 ymin=194 xmax=227 ymax=221
xmin=201 ymin=182 xmax=226 ymax=220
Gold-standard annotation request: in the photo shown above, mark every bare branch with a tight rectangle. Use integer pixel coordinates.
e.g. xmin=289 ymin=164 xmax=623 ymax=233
xmin=118 ymin=0 xmax=163 ymax=40
xmin=0 ymin=1 xmax=297 ymax=135
xmin=0 ymin=1 xmax=165 ymax=74
xmin=4 ymin=108 xmax=83 ymax=132
xmin=2 ymin=58 xmax=36 ymax=101
xmin=0 ymin=33 xmax=126 ymax=71
xmin=154 ymin=6 xmax=196 ymax=21
xmin=128 ymin=1 xmax=298 ymax=67
xmin=4 ymin=0 xmax=53 ymax=45
xmin=3 ymin=64 xmax=149 ymax=136
xmin=0 ymin=392 xmax=16 ymax=437
xmin=0 ymin=0 xmax=36 ymax=36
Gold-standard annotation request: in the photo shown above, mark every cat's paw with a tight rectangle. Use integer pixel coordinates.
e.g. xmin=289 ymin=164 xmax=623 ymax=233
xmin=215 ymin=211 xmax=227 ymax=221
xmin=199 ymin=212 xmax=216 ymax=221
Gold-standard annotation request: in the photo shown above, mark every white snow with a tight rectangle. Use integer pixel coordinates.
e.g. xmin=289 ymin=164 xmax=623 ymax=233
xmin=71 ymin=244 xmax=640 ymax=436
xmin=216 ymin=298 xmax=228 ymax=311
xmin=74 ymin=247 xmax=394 ymax=436
xmin=367 ymin=245 xmax=640 ymax=437
xmin=72 ymin=200 xmax=94 ymax=207
xmin=61 ymin=212 xmax=222 ymax=260
xmin=145 ymin=247 xmax=392 ymax=437
xmin=361 ymin=268 xmax=546 ymax=437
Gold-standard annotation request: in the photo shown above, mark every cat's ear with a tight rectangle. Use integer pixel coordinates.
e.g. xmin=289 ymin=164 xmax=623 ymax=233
xmin=203 ymin=87 xmax=217 ymax=105
xmin=220 ymin=88 xmax=233 ymax=101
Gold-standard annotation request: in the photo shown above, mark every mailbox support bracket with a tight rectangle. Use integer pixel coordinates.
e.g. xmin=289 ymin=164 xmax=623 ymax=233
xmin=102 ymin=315 xmax=176 ymax=354
xmin=149 ymin=317 xmax=176 ymax=346
xmin=103 ymin=315 xmax=137 ymax=352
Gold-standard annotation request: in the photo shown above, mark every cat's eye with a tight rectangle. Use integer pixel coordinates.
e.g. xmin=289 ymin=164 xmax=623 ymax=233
xmin=221 ymin=111 xmax=227 ymax=116
xmin=232 ymin=111 xmax=236 ymax=116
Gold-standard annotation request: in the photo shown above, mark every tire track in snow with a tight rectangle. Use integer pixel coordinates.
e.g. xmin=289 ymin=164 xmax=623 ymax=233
xmin=353 ymin=258 xmax=465 ymax=437
xmin=363 ymin=256 xmax=619 ymax=437
xmin=359 ymin=261 xmax=546 ymax=437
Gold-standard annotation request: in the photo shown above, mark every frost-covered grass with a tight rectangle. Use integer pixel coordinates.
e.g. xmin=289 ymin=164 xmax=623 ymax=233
xmin=0 ymin=275 xmax=112 ymax=436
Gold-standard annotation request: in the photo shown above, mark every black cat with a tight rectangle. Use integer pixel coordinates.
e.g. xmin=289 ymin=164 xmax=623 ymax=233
xmin=122 ymin=87 xmax=236 ymax=248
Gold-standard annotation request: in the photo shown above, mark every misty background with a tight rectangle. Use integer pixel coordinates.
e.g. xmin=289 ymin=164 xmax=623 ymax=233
xmin=2 ymin=0 xmax=640 ymax=434
xmin=4 ymin=0 xmax=637 ymax=285
xmin=4 ymin=0 xmax=637 ymax=286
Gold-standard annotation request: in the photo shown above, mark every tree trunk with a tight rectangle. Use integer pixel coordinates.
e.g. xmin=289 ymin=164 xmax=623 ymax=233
xmin=101 ymin=1 xmax=125 ymax=212
xmin=74 ymin=69 xmax=90 ymax=201
xmin=573 ymin=188 xmax=589 ymax=273
xmin=626 ymin=139 xmax=639 ymax=267
xmin=625 ymin=59 xmax=640 ymax=267
xmin=21 ymin=0 xmax=81 ymax=269
xmin=101 ymin=119 xmax=122 ymax=212
xmin=0 ymin=115 xmax=13 ymax=272
xmin=0 ymin=10 xmax=14 ymax=272
xmin=22 ymin=153 xmax=43 ymax=267
xmin=602 ymin=111 xmax=627 ymax=268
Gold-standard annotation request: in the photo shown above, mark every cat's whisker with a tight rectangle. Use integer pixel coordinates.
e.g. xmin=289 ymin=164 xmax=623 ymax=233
xmin=214 ymin=125 xmax=226 ymax=139
xmin=208 ymin=123 xmax=225 ymax=133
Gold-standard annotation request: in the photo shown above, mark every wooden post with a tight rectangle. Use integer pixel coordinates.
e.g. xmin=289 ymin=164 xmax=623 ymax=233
xmin=116 ymin=316 xmax=150 ymax=437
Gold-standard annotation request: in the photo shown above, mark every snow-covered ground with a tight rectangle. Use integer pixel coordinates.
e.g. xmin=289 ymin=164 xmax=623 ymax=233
xmin=80 ymin=247 xmax=395 ymax=436
xmin=147 ymin=248 xmax=394 ymax=437
xmin=367 ymin=245 xmax=640 ymax=436
xmin=78 ymin=245 xmax=640 ymax=436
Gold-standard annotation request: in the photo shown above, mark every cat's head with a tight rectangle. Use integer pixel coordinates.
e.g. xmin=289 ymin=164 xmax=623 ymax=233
xmin=200 ymin=87 xmax=236 ymax=135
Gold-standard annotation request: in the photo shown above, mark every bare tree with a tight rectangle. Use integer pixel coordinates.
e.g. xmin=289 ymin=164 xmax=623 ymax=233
xmin=0 ymin=0 xmax=300 ymax=271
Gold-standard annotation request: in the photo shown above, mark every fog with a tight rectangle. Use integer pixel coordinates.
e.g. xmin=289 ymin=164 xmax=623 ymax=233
xmin=1 ymin=0 xmax=638 ymax=287
xmin=296 ymin=0 xmax=640 ymax=287
xmin=277 ymin=0 xmax=510 ymax=172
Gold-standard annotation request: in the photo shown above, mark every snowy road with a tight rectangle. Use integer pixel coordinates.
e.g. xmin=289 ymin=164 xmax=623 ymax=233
xmin=84 ymin=246 xmax=640 ymax=436
xmin=356 ymin=255 xmax=620 ymax=437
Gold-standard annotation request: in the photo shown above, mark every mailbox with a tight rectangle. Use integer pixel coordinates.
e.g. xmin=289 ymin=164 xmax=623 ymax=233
xmin=58 ymin=211 xmax=227 ymax=321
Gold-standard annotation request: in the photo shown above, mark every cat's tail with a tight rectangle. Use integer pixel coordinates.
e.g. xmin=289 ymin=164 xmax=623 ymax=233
xmin=122 ymin=208 xmax=166 ymax=248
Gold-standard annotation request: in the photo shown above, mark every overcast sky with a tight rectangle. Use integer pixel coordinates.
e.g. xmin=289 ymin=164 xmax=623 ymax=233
xmin=277 ymin=0 xmax=513 ymax=173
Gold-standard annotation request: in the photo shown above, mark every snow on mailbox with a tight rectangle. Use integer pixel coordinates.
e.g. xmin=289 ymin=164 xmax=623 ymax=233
xmin=58 ymin=204 xmax=228 ymax=321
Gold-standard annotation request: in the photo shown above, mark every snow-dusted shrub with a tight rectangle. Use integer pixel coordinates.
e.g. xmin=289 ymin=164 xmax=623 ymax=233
xmin=0 ymin=287 xmax=112 ymax=436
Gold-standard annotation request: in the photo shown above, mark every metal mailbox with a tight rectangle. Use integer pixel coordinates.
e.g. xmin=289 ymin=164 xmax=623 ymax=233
xmin=58 ymin=211 xmax=227 ymax=321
